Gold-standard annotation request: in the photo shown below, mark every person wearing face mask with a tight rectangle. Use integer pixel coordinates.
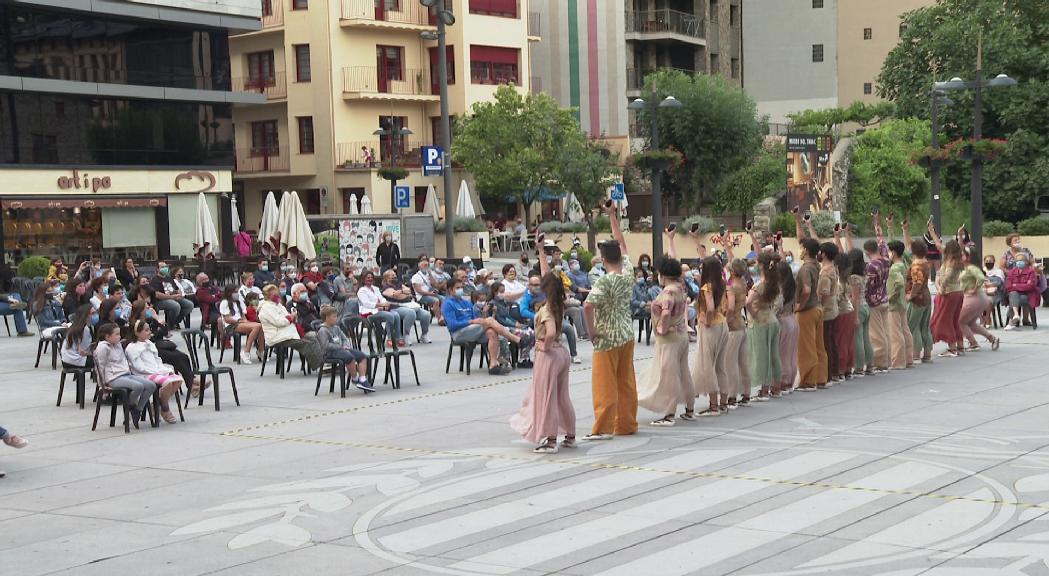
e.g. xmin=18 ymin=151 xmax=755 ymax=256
xmin=238 ymin=272 xmax=264 ymax=303
xmin=254 ymin=258 xmax=275 ymax=286
xmin=193 ymin=273 xmax=223 ymax=328
xmin=1005 ymin=252 xmax=1040 ymax=330
xmin=516 ymin=253 xmax=532 ymax=280
xmin=567 ymin=259 xmax=591 ymax=300
xmin=257 ymin=284 xmax=324 ymax=372
xmin=1003 ymin=233 xmax=1034 ymax=270
xmin=638 ymin=254 xmax=653 ymax=273
xmin=588 ymin=257 xmax=606 ymax=284
xmin=442 ymin=277 xmax=524 ymax=375
xmin=220 ymin=284 xmax=265 ymax=363
xmin=47 ymin=258 xmax=69 ymax=284
xmin=280 ymin=264 xmax=299 ymax=302
xmin=150 ymin=260 xmax=193 ymax=328
xmin=302 ymin=261 xmax=324 ymax=295
xmin=630 ymin=270 xmax=655 ymax=325
xmin=357 ymin=271 xmax=405 ymax=347
xmin=290 ymin=283 xmax=320 ymax=337
xmin=375 ymin=231 xmax=401 ymax=273
xmin=32 ymin=282 xmax=67 ymax=334
xmin=411 ymin=258 xmax=443 ymax=323
xmin=88 ymin=276 xmax=109 ymax=312
xmin=382 ymin=269 xmax=433 ymax=344
xmin=489 ymin=282 xmax=535 ymax=367
xmin=501 ymin=264 xmax=527 ymax=302
xmin=61 ymin=304 xmax=94 ymax=372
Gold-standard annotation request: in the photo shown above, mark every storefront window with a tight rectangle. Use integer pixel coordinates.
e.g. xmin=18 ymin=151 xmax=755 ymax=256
xmin=3 ymin=204 xmax=159 ymax=266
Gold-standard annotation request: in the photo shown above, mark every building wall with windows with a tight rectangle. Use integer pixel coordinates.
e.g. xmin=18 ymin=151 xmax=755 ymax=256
xmin=741 ymin=0 xmax=838 ymax=124
xmin=836 ymin=0 xmax=933 ymax=108
xmin=230 ymin=0 xmax=534 ymax=229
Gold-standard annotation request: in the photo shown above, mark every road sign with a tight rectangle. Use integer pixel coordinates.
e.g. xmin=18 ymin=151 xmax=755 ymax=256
xmin=611 ymin=182 xmax=625 ymax=201
xmin=395 ymin=185 xmax=411 ymax=209
xmin=421 ymin=146 xmax=443 ymax=176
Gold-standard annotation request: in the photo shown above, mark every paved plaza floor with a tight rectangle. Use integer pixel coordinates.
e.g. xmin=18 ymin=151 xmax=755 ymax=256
xmin=2 ymin=317 xmax=1049 ymax=576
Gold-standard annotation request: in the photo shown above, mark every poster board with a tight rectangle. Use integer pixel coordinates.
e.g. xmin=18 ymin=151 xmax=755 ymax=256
xmin=338 ymin=217 xmax=402 ymax=270
xmin=786 ymin=134 xmax=834 ymax=212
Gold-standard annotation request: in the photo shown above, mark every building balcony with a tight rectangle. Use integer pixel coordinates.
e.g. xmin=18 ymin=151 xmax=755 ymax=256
xmin=339 ymin=0 xmax=437 ymax=31
xmin=335 ymin=141 xmax=424 ymax=170
xmin=626 ymin=66 xmax=696 ymax=96
xmin=232 ymin=72 xmax=287 ymax=101
xmin=262 ymin=0 xmax=284 ymax=29
xmin=528 ymin=11 xmax=541 ymax=40
xmin=235 ymin=147 xmax=290 ymax=174
xmin=625 ymin=9 xmax=705 ymax=46
xmin=342 ymin=67 xmax=440 ymax=102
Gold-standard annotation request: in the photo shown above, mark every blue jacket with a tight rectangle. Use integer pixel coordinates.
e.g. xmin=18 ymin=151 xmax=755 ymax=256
xmin=35 ymin=301 xmax=66 ymax=330
xmin=442 ymin=295 xmax=478 ymax=333
xmin=519 ymin=290 xmax=541 ymax=321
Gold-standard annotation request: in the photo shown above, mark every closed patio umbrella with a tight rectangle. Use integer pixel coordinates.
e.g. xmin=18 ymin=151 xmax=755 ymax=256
xmin=360 ymin=193 xmax=373 ymax=215
xmin=259 ymin=191 xmax=280 ymax=255
xmin=231 ymin=194 xmax=242 ymax=231
xmin=566 ymin=192 xmax=585 ymax=223
xmin=193 ymin=192 xmax=219 ymax=258
xmin=278 ymin=191 xmax=316 ymax=262
xmin=423 ymin=184 xmax=440 ymax=222
xmin=456 ymin=180 xmax=476 ymax=218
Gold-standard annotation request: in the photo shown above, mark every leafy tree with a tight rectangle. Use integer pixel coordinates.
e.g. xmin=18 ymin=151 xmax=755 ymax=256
xmin=636 ymin=70 xmax=765 ymax=210
xmin=555 ymin=136 xmax=618 ymax=252
xmin=878 ymin=0 xmax=1049 ymax=222
xmin=714 ymin=141 xmax=786 ymax=222
xmin=846 ymin=118 xmax=932 ymax=221
xmin=786 ymin=101 xmax=896 ymax=135
xmin=453 ymin=86 xmax=582 ymax=222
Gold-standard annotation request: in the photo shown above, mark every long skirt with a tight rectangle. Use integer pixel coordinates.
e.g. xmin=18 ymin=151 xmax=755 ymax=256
xmin=511 ymin=343 xmax=575 ymax=444
xmin=777 ymin=314 xmax=799 ymax=390
xmin=854 ymin=303 xmax=873 ymax=372
xmin=748 ymin=322 xmax=781 ymax=390
xmin=724 ymin=329 xmax=752 ymax=397
xmin=693 ymin=323 xmax=729 ymax=397
xmin=930 ymin=291 xmax=965 ymax=345
xmin=834 ymin=310 xmax=857 ymax=376
xmin=637 ymin=332 xmax=693 ymax=416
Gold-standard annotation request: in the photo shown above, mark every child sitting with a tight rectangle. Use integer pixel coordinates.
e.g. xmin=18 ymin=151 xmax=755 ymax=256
xmin=125 ymin=320 xmax=184 ymax=424
xmin=316 ymin=305 xmax=372 ymax=392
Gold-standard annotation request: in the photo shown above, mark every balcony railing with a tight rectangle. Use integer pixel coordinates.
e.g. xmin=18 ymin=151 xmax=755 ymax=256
xmin=232 ymin=72 xmax=287 ymax=100
xmin=340 ymin=0 xmax=436 ymax=27
xmin=626 ymin=67 xmax=696 ymax=91
xmin=528 ymin=11 xmax=541 ymax=36
xmin=342 ymin=66 xmax=436 ymax=98
xmin=262 ymin=0 xmax=284 ymax=28
xmin=336 ymin=141 xmax=424 ymax=169
xmin=236 ymin=147 xmax=290 ymax=173
xmin=625 ymin=9 xmax=704 ymax=40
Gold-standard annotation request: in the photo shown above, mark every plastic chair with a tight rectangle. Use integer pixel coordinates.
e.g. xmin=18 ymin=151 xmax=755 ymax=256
xmin=36 ymin=327 xmax=67 ymax=369
xmin=181 ymin=329 xmax=239 ymax=411
xmin=368 ymin=316 xmax=419 ymax=389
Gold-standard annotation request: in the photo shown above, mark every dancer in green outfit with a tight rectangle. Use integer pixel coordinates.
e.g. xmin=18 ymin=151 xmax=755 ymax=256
xmin=747 ymin=252 xmax=782 ymax=400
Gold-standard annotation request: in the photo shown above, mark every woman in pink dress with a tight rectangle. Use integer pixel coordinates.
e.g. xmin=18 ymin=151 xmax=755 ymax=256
xmin=511 ymin=237 xmax=576 ymax=453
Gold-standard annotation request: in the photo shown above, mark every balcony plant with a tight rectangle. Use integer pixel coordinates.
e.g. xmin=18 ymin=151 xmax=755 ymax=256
xmin=945 ymin=137 xmax=1008 ymax=162
xmin=378 ymin=166 xmax=408 ymax=181
xmin=908 ymin=145 xmax=952 ymax=168
xmin=628 ymin=147 xmax=684 ymax=171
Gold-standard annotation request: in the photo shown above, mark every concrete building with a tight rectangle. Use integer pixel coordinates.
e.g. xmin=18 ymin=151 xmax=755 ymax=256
xmin=742 ymin=0 xmax=932 ymax=125
xmin=530 ymin=0 xmax=741 ymax=143
xmin=0 ymin=0 xmax=261 ymax=265
xmin=229 ymin=0 xmax=536 ymax=230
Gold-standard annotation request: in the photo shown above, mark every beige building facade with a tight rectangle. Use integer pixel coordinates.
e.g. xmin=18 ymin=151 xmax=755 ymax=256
xmin=230 ymin=0 xmax=536 ymax=229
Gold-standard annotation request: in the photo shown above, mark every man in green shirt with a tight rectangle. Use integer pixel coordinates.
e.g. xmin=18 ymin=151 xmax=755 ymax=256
xmin=583 ymin=204 xmax=637 ymax=440
xmin=885 ymin=240 xmax=913 ymax=369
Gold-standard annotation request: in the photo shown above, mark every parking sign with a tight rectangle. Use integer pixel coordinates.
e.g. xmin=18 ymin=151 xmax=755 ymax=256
xmin=395 ymin=185 xmax=411 ymax=209
xmin=610 ymin=182 xmax=625 ymax=201
xmin=421 ymin=146 xmax=443 ymax=176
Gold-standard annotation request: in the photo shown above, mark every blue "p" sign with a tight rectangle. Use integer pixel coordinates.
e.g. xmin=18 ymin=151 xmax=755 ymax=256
xmin=395 ymin=185 xmax=411 ymax=209
xmin=421 ymin=145 xmax=443 ymax=176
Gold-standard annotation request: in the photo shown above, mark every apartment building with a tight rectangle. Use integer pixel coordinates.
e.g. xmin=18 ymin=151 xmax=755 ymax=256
xmin=742 ymin=0 xmax=932 ymax=125
xmin=229 ymin=0 xmax=536 ymax=228
xmin=0 ymin=0 xmax=261 ymax=264
xmin=530 ymin=0 xmax=741 ymax=143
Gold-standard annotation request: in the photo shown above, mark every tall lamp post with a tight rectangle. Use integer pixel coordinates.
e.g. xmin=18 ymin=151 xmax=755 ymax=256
xmin=628 ymin=95 xmax=682 ymax=258
xmin=934 ymin=56 xmax=1017 ymax=257
xmin=420 ymin=0 xmax=456 ymax=258
xmin=928 ymin=89 xmax=953 ymax=233
xmin=373 ymin=124 xmax=413 ymax=203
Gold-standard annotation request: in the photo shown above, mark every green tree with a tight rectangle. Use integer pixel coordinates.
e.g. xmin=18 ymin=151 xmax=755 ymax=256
xmin=786 ymin=101 xmax=896 ymax=135
xmin=453 ymin=86 xmax=582 ymax=222
xmin=556 ymin=137 xmax=618 ymax=251
xmin=714 ymin=141 xmax=786 ymax=223
xmin=847 ymin=118 xmax=932 ymax=221
xmin=878 ymin=0 xmax=1049 ymax=222
xmin=636 ymin=70 xmax=765 ymax=210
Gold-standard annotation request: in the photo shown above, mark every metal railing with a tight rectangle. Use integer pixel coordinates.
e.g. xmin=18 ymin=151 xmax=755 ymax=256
xmin=340 ymin=0 xmax=436 ymax=26
xmin=232 ymin=71 xmax=287 ymax=100
xmin=626 ymin=66 xmax=696 ymax=90
xmin=236 ymin=147 xmax=290 ymax=173
xmin=336 ymin=141 xmax=424 ymax=169
xmin=528 ymin=11 xmax=541 ymax=36
xmin=625 ymin=9 xmax=704 ymax=40
xmin=342 ymin=66 xmax=435 ymax=97
xmin=262 ymin=0 xmax=284 ymax=28
xmin=468 ymin=0 xmax=518 ymax=17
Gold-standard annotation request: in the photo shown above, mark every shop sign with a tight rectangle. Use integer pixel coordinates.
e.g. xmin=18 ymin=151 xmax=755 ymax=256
xmin=56 ymin=170 xmax=112 ymax=193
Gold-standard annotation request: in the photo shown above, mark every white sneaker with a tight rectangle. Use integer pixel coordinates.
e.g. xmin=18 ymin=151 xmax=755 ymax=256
xmin=582 ymin=433 xmax=613 ymax=441
xmin=423 ymin=335 xmax=433 ymax=343
xmin=571 ymin=356 xmax=582 ymax=364
xmin=241 ymin=357 xmax=254 ymax=365
xmin=1004 ymin=323 xmax=1016 ymax=331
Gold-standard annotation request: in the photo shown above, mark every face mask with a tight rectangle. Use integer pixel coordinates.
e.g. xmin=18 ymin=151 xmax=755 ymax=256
xmin=145 ymin=309 xmax=154 ymax=319
xmin=455 ymin=288 xmax=465 ymax=298
xmin=521 ymin=257 xmax=529 ymax=264
xmin=554 ymin=264 xmax=563 ymax=273
xmin=90 ymin=313 xmax=99 ymax=325
xmin=785 ymin=255 xmax=794 ymax=264
xmin=545 ymin=256 xmax=552 ymax=264
xmin=287 ymin=273 xmax=297 ymax=280
xmin=637 ymin=278 xmax=645 ymax=286
xmin=159 ymin=267 xmax=169 ymax=276
xmin=1016 ymin=261 xmax=1027 ymax=269
xmin=260 ymin=264 xmax=269 ymax=271
xmin=570 ymin=252 xmax=578 ymax=259
xmin=298 ymin=292 xmax=309 ymax=302
xmin=529 ymin=286 xmax=540 ymax=295
xmin=641 ymin=262 xmax=650 ymax=269
xmin=311 ymin=266 xmax=319 ymax=273
xmin=985 ymin=262 xmax=994 ymax=270
xmin=569 ymin=264 xmax=579 ymax=272
xmin=749 ymin=267 xmax=759 ymax=277
xmin=279 ymin=287 xmax=287 ymax=296
xmin=202 ymin=280 xmax=211 ymax=287
xmin=595 ymin=263 xmax=604 ymax=270
xmin=102 ymin=286 xmax=109 ymax=295
xmin=271 ymin=294 xmax=282 ymax=303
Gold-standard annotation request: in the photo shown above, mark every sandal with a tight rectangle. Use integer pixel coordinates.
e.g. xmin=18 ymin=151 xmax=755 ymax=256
xmin=533 ymin=438 xmax=558 ymax=454
xmin=161 ymin=410 xmax=177 ymax=424
xmin=966 ymin=344 xmax=981 ymax=351
xmin=698 ymin=408 xmax=721 ymax=417
xmin=991 ymin=337 xmax=1001 ymax=351
xmin=649 ymin=417 xmax=675 ymax=427
xmin=938 ymin=350 xmax=958 ymax=358
xmin=561 ymin=436 xmax=576 ymax=448
xmin=678 ymin=411 xmax=696 ymax=421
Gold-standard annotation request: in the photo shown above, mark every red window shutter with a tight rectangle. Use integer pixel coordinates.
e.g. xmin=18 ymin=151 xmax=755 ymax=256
xmin=470 ymin=45 xmax=518 ymax=65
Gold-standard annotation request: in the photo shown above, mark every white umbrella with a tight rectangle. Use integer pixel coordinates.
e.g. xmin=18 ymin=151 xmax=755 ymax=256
xmin=231 ymin=194 xmax=242 ymax=231
xmin=348 ymin=192 xmax=359 ymax=215
xmin=259 ymin=191 xmax=279 ymax=255
xmin=360 ymin=193 xmax=373 ymax=215
xmin=566 ymin=192 xmax=585 ymax=223
xmin=271 ymin=190 xmax=292 ymax=254
xmin=423 ymin=184 xmax=440 ymax=222
xmin=456 ymin=180 xmax=476 ymax=218
xmin=192 ymin=192 xmax=219 ymax=258
xmin=278 ymin=191 xmax=316 ymax=262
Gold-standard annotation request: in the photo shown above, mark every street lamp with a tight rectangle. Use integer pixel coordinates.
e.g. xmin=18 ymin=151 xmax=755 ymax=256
xmin=934 ymin=68 xmax=1017 ymax=257
xmin=373 ymin=125 xmax=414 ymax=204
xmin=928 ymin=89 xmax=953 ymax=233
xmin=420 ymin=0 xmax=456 ymax=258
xmin=628 ymin=95 xmax=682 ymax=258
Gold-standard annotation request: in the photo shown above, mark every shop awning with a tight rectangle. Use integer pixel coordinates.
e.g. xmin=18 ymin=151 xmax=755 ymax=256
xmin=2 ymin=197 xmax=168 ymax=209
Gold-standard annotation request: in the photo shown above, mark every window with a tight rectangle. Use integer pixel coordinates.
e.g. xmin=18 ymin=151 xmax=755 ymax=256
xmin=31 ymin=133 xmax=58 ymax=163
xmin=863 ymin=82 xmax=872 ymax=95
xmin=468 ymin=0 xmax=519 ymax=18
xmin=250 ymin=120 xmax=279 ymax=154
xmin=297 ymin=116 xmax=314 ymax=154
xmin=812 ymin=44 xmax=824 ymax=63
xmin=262 ymin=0 xmax=273 ymax=16
xmin=710 ymin=54 xmax=720 ymax=73
xmin=470 ymin=45 xmax=519 ymax=85
xmin=899 ymin=22 xmax=908 ymax=37
xmin=731 ymin=58 xmax=740 ymax=79
xmin=246 ymin=51 xmax=276 ymax=88
xmin=54 ymin=101 xmax=65 ymax=118
xmin=863 ymin=27 xmax=872 ymax=40
xmin=376 ymin=45 xmax=404 ymax=92
xmin=729 ymin=5 xmax=738 ymax=26
xmin=294 ymin=44 xmax=311 ymax=82
xmin=812 ymin=0 xmax=823 ymax=7
xmin=378 ymin=116 xmax=408 ymax=163
xmin=431 ymin=116 xmax=456 ymax=146
xmin=292 ymin=0 xmax=307 ymax=9
xmin=709 ymin=0 xmax=718 ymax=22
xmin=429 ymin=45 xmax=456 ymax=93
